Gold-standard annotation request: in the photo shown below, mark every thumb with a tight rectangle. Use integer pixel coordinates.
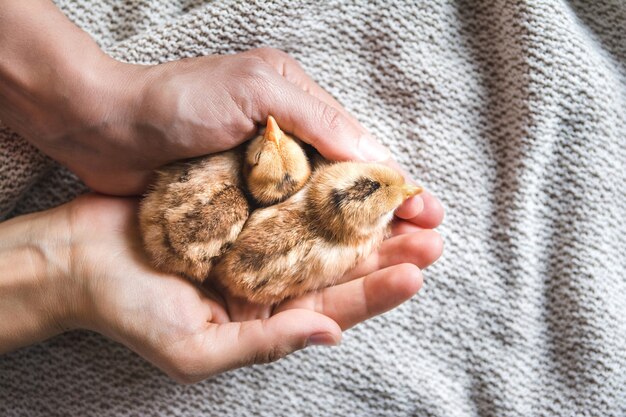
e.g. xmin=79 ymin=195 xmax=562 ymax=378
xmin=204 ymin=309 xmax=341 ymax=375
xmin=257 ymin=74 xmax=390 ymax=163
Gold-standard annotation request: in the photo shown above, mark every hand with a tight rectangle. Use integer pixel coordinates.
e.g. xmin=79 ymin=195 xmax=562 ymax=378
xmin=62 ymin=194 xmax=442 ymax=382
xmin=0 ymin=2 xmax=444 ymax=228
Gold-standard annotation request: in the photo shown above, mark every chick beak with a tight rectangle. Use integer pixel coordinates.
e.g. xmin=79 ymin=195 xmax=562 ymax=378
xmin=264 ymin=115 xmax=282 ymax=149
xmin=401 ymin=183 xmax=423 ymax=199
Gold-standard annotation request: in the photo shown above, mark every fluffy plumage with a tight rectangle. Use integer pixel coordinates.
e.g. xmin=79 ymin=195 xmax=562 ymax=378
xmin=139 ymin=150 xmax=250 ymax=282
xmin=212 ymin=162 xmax=422 ymax=304
xmin=139 ymin=116 xmax=311 ymax=282
xmin=243 ymin=116 xmax=311 ymax=206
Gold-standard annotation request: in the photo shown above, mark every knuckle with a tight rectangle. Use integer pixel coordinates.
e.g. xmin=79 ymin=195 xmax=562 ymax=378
xmin=240 ymin=57 xmax=275 ymax=86
xmin=235 ymin=58 xmax=279 ymax=109
xmin=318 ymin=103 xmax=343 ymax=133
xmin=248 ymin=47 xmax=297 ymax=76
xmin=251 ymin=345 xmax=292 ymax=365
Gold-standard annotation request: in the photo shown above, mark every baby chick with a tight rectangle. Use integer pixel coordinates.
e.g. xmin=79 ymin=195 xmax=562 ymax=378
xmin=212 ymin=162 xmax=422 ymax=304
xmin=139 ymin=150 xmax=250 ymax=282
xmin=244 ymin=115 xmax=311 ymax=206
xmin=139 ymin=116 xmax=311 ymax=282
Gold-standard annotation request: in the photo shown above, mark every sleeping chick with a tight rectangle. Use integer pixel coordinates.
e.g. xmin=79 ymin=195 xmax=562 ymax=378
xmin=243 ymin=115 xmax=311 ymax=206
xmin=139 ymin=115 xmax=311 ymax=282
xmin=139 ymin=150 xmax=250 ymax=282
xmin=212 ymin=162 xmax=422 ymax=304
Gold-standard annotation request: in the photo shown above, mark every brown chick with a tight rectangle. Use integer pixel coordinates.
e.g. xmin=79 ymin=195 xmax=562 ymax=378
xmin=139 ymin=150 xmax=250 ymax=282
xmin=139 ymin=116 xmax=311 ymax=283
xmin=243 ymin=115 xmax=311 ymax=206
xmin=212 ymin=162 xmax=422 ymax=304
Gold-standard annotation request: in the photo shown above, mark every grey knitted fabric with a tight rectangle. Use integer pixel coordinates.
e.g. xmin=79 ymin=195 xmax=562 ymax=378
xmin=1 ymin=1 xmax=625 ymax=416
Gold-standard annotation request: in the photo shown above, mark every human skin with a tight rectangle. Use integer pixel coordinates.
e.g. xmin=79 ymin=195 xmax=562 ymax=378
xmin=0 ymin=0 xmax=443 ymax=225
xmin=0 ymin=195 xmax=443 ymax=382
xmin=0 ymin=1 xmax=445 ymax=381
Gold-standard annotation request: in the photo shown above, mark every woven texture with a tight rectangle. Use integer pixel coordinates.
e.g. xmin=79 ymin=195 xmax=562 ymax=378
xmin=1 ymin=1 xmax=625 ymax=416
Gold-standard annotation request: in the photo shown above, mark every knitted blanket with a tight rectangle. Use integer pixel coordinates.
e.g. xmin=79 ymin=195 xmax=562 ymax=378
xmin=1 ymin=1 xmax=625 ymax=416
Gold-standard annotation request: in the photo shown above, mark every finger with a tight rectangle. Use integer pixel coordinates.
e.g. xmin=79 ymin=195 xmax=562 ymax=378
xmin=278 ymin=63 xmax=367 ymax=135
xmin=276 ymin=56 xmax=401 ymax=176
xmin=254 ymin=74 xmax=390 ymax=163
xmin=206 ymin=299 xmax=230 ymax=325
xmin=341 ymin=229 xmax=443 ymax=282
xmin=262 ymin=73 xmax=443 ymax=227
xmin=395 ymin=194 xmax=424 ymax=219
xmin=273 ymin=56 xmax=401 ymax=168
xmin=391 ymin=219 xmax=424 ymax=235
xmin=247 ymin=48 xmax=445 ymax=227
xmin=198 ymin=310 xmax=341 ymax=377
xmin=246 ymin=47 xmax=365 ymax=130
xmin=277 ymin=264 xmax=423 ymax=331
xmin=223 ymin=293 xmax=272 ymax=321
xmin=403 ymin=190 xmax=445 ymax=229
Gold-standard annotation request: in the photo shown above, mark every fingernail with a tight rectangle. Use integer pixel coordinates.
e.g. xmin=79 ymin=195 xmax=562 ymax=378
xmin=356 ymin=133 xmax=391 ymax=162
xmin=306 ymin=332 xmax=339 ymax=347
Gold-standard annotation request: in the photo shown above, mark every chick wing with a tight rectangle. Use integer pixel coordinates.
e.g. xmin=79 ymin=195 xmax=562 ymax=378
xmin=139 ymin=150 xmax=250 ymax=282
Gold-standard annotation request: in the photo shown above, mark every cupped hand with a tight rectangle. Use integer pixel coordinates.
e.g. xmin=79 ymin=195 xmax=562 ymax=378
xmin=26 ymin=46 xmax=443 ymax=228
xmin=66 ymin=194 xmax=441 ymax=383
xmin=40 ymin=47 xmax=385 ymax=194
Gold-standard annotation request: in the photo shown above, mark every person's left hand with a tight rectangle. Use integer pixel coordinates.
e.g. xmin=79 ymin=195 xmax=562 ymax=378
xmin=64 ymin=194 xmax=442 ymax=382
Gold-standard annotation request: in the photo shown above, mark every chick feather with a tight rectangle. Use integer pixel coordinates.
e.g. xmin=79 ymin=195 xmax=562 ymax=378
xmin=244 ymin=116 xmax=311 ymax=206
xmin=139 ymin=150 xmax=250 ymax=282
xmin=138 ymin=116 xmax=311 ymax=282
xmin=212 ymin=162 xmax=422 ymax=304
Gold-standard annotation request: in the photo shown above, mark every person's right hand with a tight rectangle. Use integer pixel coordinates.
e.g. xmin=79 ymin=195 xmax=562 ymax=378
xmin=2 ymin=1 xmax=395 ymax=196
xmin=44 ymin=46 xmax=444 ymax=227
xmin=2 ymin=0 xmax=443 ymax=226
xmin=15 ymin=47 xmax=393 ymax=196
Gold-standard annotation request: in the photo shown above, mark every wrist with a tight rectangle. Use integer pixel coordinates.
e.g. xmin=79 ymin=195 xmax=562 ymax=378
xmin=0 ymin=1 xmax=149 ymax=185
xmin=0 ymin=1 xmax=98 ymax=139
xmin=0 ymin=35 xmax=142 ymax=147
xmin=0 ymin=206 xmax=78 ymax=353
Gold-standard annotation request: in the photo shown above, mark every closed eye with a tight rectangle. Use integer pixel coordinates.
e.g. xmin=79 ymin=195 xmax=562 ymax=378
xmin=253 ymin=151 xmax=261 ymax=165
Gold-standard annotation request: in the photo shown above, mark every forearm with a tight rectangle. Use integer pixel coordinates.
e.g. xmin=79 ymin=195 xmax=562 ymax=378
xmin=0 ymin=207 xmax=75 ymax=354
xmin=0 ymin=1 xmax=99 ymax=138
xmin=0 ymin=1 xmax=143 ymax=159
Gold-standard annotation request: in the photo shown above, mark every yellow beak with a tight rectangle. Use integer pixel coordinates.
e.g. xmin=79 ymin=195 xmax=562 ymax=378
xmin=264 ymin=115 xmax=282 ymax=148
xmin=401 ymin=183 xmax=423 ymax=199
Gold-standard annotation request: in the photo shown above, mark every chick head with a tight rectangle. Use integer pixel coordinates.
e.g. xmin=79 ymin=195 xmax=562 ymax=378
xmin=244 ymin=116 xmax=311 ymax=206
xmin=308 ymin=162 xmax=422 ymax=241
